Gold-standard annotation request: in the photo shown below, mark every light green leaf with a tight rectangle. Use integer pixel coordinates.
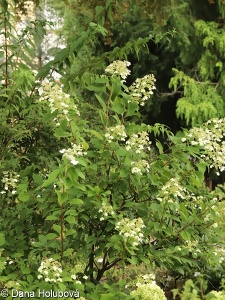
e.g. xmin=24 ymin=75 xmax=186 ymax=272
xmin=53 ymin=224 xmax=61 ymax=234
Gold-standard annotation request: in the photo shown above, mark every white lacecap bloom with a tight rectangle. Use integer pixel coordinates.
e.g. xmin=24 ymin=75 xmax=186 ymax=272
xmin=59 ymin=143 xmax=87 ymax=166
xmin=131 ymin=160 xmax=150 ymax=175
xmin=126 ymin=131 xmax=151 ymax=154
xmin=38 ymin=257 xmax=62 ymax=282
xmin=37 ymin=80 xmax=80 ymax=122
xmin=105 ymin=125 xmax=127 ymax=143
xmin=105 ymin=60 xmax=131 ymax=82
xmin=116 ymin=217 xmax=145 ymax=246
xmin=1 ymin=171 xmax=20 ymax=194
xmin=129 ymin=74 xmax=156 ymax=106
xmin=99 ymin=201 xmax=115 ymax=220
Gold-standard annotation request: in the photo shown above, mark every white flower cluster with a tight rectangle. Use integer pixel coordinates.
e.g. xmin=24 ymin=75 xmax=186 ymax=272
xmin=4 ymin=257 xmax=14 ymax=265
xmin=129 ymin=74 xmax=156 ymax=106
xmin=70 ymin=274 xmax=87 ymax=285
xmin=213 ymin=246 xmax=225 ymax=264
xmin=130 ymin=275 xmax=166 ymax=300
xmin=37 ymin=258 xmax=62 ymax=283
xmin=136 ymin=274 xmax=156 ymax=285
xmin=0 ymin=171 xmax=20 ymax=195
xmin=105 ymin=60 xmax=131 ymax=82
xmin=131 ymin=160 xmax=150 ymax=175
xmin=105 ymin=125 xmax=127 ymax=143
xmin=126 ymin=131 xmax=151 ymax=153
xmin=181 ymin=240 xmax=203 ymax=258
xmin=184 ymin=118 xmax=225 ymax=173
xmin=38 ymin=79 xmax=80 ymax=124
xmin=59 ymin=144 xmax=87 ymax=166
xmin=157 ymin=178 xmax=187 ymax=203
xmin=70 ymin=262 xmax=86 ymax=284
xmin=99 ymin=202 xmax=115 ymax=221
xmin=115 ymin=218 xmax=145 ymax=247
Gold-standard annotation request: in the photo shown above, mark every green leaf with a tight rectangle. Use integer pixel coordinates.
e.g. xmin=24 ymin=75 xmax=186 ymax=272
xmin=175 ymin=266 xmax=185 ymax=275
xmin=27 ymin=275 xmax=33 ymax=284
xmin=32 ymin=173 xmax=43 ymax=185
xmin=54 ymin=48 xmax=70 ymax=63
xmin=127 ymin=102 xmax=138 ymax=116
xmin=54 ymin=127 xmax=70 ymax=138
xmin=21 ymin=267 xmax=31 ymax=275
xmin=156 ymin=140 xmax=164 ymax=154
xmin=53 ymin=224 xmax=61 ymax=234
xmin=95 ymin=94 xmax=106 ymax=111
xmin=111 ymin=97 xmax=126 ymax=114
xmin=2 ymin=0 xmax=8 ymax=13
xmin=69 ymin=198 xmax=84 ymax=206
xmin=46 ymin=233 xmax=58 ymax=240
xmin=69 ymin=121 xmax=80 ymax=140
xmin=67 ymin=167 xmax=78 ymax=183
xmin=12 ymin=252 xmax=23 ymax=258
xmin=87 ymin=84 xmax=106 ymax=93
xmin=0 ymin=234 xmax=5 ymax=246
xmin=65 ymin=215 xmax=76 ymax=224
xmin=89 ymin=129 xmax=104 ymax=140
xmin=63 ymin=249 xmax=73 ymax=256
xmin=65 ymin=229 xmax=76 ymax=236
xmin=76 ymin=169 xmax=85 ymax=179
xmin=39 ymin=235 xmax=47 ymax=244
xmin=56 ymin=191 xmax=68 ymax=205
xmin=197 ymin=162 xmax=206 ymax=174
xmin=99 ymin=110 xmax=106 ymax=125
xmin=100 ymin=294 xmax=115 ymax=300
xmin=18 ymin=191 xmax=29 ymax=202
xmin=46 ymin=215 xmax=59 ymax=221
xmin=180 ymin=230 xmax=191 ymax=241
xmin=42 ymin=168 xmax=62 ymax=187
xmin=95 ymin=5 xmax=104 ymax=16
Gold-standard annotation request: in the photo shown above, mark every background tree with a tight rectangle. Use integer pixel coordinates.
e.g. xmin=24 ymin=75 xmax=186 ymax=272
xmin=43 ymin=0 xmax=225 ymax=130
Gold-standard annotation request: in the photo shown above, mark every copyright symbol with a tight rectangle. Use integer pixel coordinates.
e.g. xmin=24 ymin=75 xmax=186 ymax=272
xmin=0 ymin=289 xmax=8 ymax=298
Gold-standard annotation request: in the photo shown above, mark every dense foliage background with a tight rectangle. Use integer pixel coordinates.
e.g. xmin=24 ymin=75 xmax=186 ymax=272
xmin=1 ymin=0 xmax=225 ymax=299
